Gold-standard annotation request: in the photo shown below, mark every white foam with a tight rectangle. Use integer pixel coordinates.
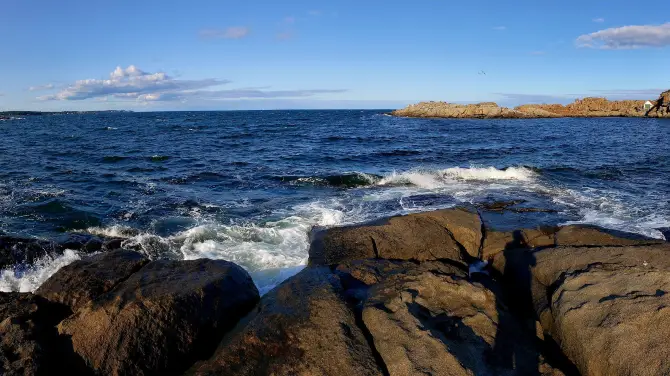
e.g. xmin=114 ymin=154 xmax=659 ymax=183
xmin=86 ymin=224 xmax=139 ymax=238
xmin=377 ymin=166 xmax=536 ymax=190
xmin=0 ymin=250 xmax=81 ymax=293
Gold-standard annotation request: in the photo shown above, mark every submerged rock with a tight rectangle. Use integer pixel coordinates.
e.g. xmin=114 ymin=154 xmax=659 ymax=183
xmin=58 ymin=259 xmax=259 ymax=376
xmin=35 ymin=249 xmax=149 ymax=312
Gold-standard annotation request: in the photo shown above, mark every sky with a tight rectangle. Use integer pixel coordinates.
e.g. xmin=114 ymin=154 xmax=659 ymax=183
xmin=0 ymin=0 xmax=669 ymax=111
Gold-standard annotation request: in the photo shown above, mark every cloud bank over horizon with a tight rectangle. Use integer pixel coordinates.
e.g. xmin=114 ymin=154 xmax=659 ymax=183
xmin=37 ymin=65 xmax=345 ymax=104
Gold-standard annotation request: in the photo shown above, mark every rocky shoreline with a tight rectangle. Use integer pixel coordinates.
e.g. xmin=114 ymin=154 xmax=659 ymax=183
xmin=391 ymin=90 xmax=670 ymax=119
xmin=2 ymin=207 xmax=670 ymax=375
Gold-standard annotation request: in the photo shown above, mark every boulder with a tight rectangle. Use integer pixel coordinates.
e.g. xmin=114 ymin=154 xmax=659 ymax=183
xmin=189 ymin=267 xmax=383 ymax=376
xmin=36 ymin=249 xmax=149 ymax=312
xmin=0 ymin=292 xmax=78 ymax=375
xmin=58 ymin=259 xmax=260 ymax=376
xmin=505 ymin=244 xmax=670 ymax=376
xmin=341 ymin=260 xmax=563 ymax=375
xmin=309 ymin=207 xmax=482 ymax=266
xmin=554 ymin=225 xmax=664 ymax=247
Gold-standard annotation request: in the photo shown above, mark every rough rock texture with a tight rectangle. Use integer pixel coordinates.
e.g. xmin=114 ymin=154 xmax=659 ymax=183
xmin=391 ymin=90 xmax=670 ymax=119
xmin=0 ymin=293 xmax=76 ymax=376
xmin=555 ymin=224 xmax=665 ymax=247
xmin=359 ymin=265 xmax=560 ymax=376
xmin=58 ymin=259 xmax=260 ymax=376
xmin=309 ymin=207 xmax=482 ymax=266
xmin=35 ymin=249 xmax=149 ymax=312
xmin=391 ymin=101 xmax=540 ymax=119
xmin=502 ymin=244 xmax=670 ymax=376
xmin=189 ymin=267 xmax=384 ymax=376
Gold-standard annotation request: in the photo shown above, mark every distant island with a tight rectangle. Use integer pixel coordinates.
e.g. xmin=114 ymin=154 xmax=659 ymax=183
xmin=391 ymin=89 xmax=670 ymax=119
xmin=0 ymin=110 xmax=132 ymax=120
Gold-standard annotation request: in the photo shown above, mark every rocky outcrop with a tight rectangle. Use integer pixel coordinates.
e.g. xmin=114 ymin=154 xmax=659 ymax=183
xmin=391 ymin=90 xmax=670 ymax=119
xmin=0 ymin=293 xmax=78 ymax=375
xmin=58 ymin=259 xmax=259 ymax=376
xmin=309 ymin=207 xmax=482 ymax=266
xmin=189 ymin=267 xmax=383 ymax=376
xmin=3 ymin=207 xmax=669 ymax=375
xmin=499 ymin=244 xmax=670 ymax=376
xmin=35 ymin=249 xmax=149 ymax=312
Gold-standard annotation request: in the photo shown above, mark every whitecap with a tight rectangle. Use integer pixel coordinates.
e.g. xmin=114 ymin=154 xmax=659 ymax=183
xmin=0 ymin=250 xmax=81 ymax=293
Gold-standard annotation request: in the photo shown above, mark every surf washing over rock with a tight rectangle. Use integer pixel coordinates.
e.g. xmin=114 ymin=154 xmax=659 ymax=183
xmin=1 ymin=112 xmax=669 ymax=296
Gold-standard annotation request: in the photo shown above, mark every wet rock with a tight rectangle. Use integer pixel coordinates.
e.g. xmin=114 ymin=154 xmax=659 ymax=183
xmin=0 ymin=292 xmax=78 ymax=375
xmin=505 ymin=244 xmax=670 ymax=376
xmin=54 ymin=233 xmax=105 ymax=254
xmin=554 ymin=225 xmax=664 ymax=247
xmin=659 ymin=227 xmax=670 ymax=241
xmin=0 ymin=236 xmax=60 ymax=270
xmin=59 ymin=259 xmax=259 ymax=376
xmin=189 ymin=267 xmax=383 ymax=376
xmin=36 ymin=249 xmax=149 ymax=312
xmin=309 ymin=207 xmax=481 ymax=266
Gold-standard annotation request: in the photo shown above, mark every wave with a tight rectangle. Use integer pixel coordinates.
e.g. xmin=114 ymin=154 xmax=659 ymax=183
xmin=0 ymin=249 xmax=81 ymax=292
xmin=377 ymin=166 xmax=537 ymax=189
xmin=275 ymin=172 xmax=382 ymax=188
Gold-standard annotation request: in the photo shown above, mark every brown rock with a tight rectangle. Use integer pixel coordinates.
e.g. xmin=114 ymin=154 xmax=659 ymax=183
xmin=36 ymin=249 xmax=149 ymax=312
xmin=309 ymin=207 xmax=481 ymax=266
xmin=358 ymin=263 xmax=562 ymax=376
xmin=189 ymin=267 xmax=383 ymax=376
xmin=505 ymin=244 xmax=670 ymax=376
xmin=523 ymin=227 xmax=558 ymax=248
xmin=482 ymin=230 xmax=515 ymax=260
xmin=554 ymin=224 xmax=664 ymax=247
xmin=59 ymin=259 xmax=260 ymax=376
xmin=0 ymin=292 xmax=78 ymax=375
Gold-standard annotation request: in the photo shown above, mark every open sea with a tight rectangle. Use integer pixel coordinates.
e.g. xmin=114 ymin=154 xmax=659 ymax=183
xmin=1 ymin=111 xmax=669 ymax=293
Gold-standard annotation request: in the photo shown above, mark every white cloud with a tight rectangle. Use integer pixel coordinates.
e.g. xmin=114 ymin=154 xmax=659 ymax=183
xmin=199 ymin=27 xmax=250 ymax=40
xmin=39 ymin=65 xmax=228 ymax=101
xmin=592 ymin=18 xmax=605 ymax=23
xmin=493 ymin=26 xmax=507 ymax=31
xmin=38 ymin=65 xmax=345 ymax=103
xmin=576 ymin=23 xmax=670 ymax=49
xmin=29 ymin=83 xmax=55 ymax=91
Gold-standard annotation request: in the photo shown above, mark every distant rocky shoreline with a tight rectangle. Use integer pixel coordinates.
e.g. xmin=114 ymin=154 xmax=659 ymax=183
xmin=391 ymin=90 xmax=670 ymax=119
xmin=2 ymin=206 xmax=670 ymax=375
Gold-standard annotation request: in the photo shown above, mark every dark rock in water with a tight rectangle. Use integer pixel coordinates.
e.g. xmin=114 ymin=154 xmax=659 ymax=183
xmin=0 ymin=235 xmax=60 ymax=270
xmin=0 ymin=233 xmax=116 ymax=270
xmin=54 ymin=233 xmax=100 ymax=252
xmin=0 ymin=292 xmax=81 ymax=375
xmin=36 ymin=249 xmax=149 ymax=312
xmin=500 ymin=243 xmax=670 ymax=376
xmin=309 ymin=207 xmax=482 ymax=266
xmin=58 ymin=259 xmax=259 ymax=376
xmin=189 ymin=266 xmax=383 ymax=376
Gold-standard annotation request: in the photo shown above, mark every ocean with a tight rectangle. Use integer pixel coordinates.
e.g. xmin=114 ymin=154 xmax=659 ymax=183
xmin=1 ymin=111 xmax=669 ymax=293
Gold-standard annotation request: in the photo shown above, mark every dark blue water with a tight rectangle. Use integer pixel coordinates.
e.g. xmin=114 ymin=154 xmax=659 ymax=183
xmin=1 ymin=111 xmax=669 ymax=292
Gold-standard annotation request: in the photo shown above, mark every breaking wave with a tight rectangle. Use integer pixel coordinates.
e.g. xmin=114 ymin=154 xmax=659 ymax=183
xmin=0 ymin=249 xmax=82 ymax=293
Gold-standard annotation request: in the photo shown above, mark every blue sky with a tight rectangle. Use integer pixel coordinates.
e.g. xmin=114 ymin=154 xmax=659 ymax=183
xmin=1 ymin=0 xmax=668 ymax=111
